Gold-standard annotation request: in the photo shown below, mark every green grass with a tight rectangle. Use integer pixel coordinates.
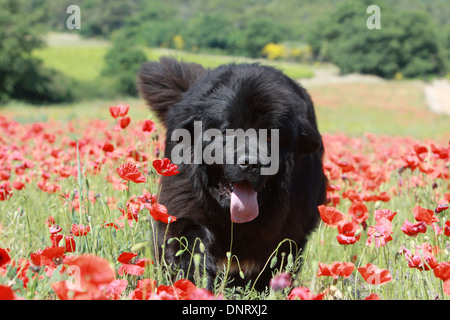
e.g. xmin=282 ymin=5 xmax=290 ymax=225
xmin=33 ymin=46 xmax=109 ymax=82
xmin=4 ymin=81 xmax=449 ymax=141
xmin=310 ymin=82 xmax=450 ymax=141
xmin=32 ymin=33 xmax=313 ymax=83
xmin=26 ymin=34 xmax=450 ymax=141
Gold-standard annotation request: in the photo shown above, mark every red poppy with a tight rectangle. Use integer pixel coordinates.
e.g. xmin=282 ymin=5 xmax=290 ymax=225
xmin=342 ymin=189 xmax=363 ymax=202
xmin=444 ymin=281 xmax=450 ymax=296
xmin=445 ymin=221 xmax=450 ymax=237
xmin=147 ymin=203 xmax=177 ymax=224
xmin=12 ymin=181 xmax=25 ymax=190
xmin=100 ymin=279 xmax=128 ymax=300
xmin=51 ymin=280 xmax=88 ymax=300
xmin=118 ymin=264 xmax=145 ymax=276
xmin=116 ymin=163 xmax=147 ymax=183
xmin=373 ymin=191 xmax=391 ymax=202
xmin=157 ymin=279 xmax=197 ymax=300
xmin=188 ymin=288 xmax=222 ymax=300
xmin=64 ymin=254 xmax=116 ymax=290
xmin=119 ymin=202 xmax=140 ymax=228
xmin=49 ymin=224 xmax=62 ymax=234
xmin=50 ymin=233 xmax=63 ymax=247
xmin=142 ymin=119 xmax=156 ymax=133
xmin=65 ymin=235 xmax=76 ymax=253
xmin=435 ymin=204 xmax=449 ymax=214
xmin=287 ymin=287 xmax=324 ymax=300
xmin=53 ymin=254 xmax=116 ymax=300
xmin=118 ymin=116 xmax=131 ymax=129
xmin=364 ymin=293 xmax=380 ymax=300
xmin=129 ymin=278 xmax=158 ymax=300
xmin=71 ymin=224 xmax=91 ymax=237
xmin=317 ymin=261 xmax=354 ymax=279
xmin=109 ymin=105 xmax=129 ymax=118
xmin=434 ymin=262 xmax=450 ymax=282
xmin=117 ymin=252 xmax=137 ymax=264
xmin=152 ymin=158 xmax=179 ymax=177
xmin=0 ymin=181 xmax=12 ymax=201
xmin=336 ymin=234 xmax=357 ymax=245
xmin=413 ymin=144 xmax=428 ymax=157
xmin=30 ymin=247 xmax=65 ymax=267
xmin=102 ymin=142 xmax=114 ymax=153
xmin=117 ymin=252 xmax=151 ymax=276
xmin=366 ymin=217 xmax=393 ymax=248
xmin=317 ymin=205 xmax=345 ymax=227
xmin=338 ymin=221 xmax=361 ymax=240
xmin=0 ymin=284 xmax=18 ymax=300
xmin=0 ymin=170 xmax=10 ymax=181
xmin=136 ymin=190 xmax=158 ymax=206
xmin=357 ymin=263 xmax=392 ymax=285
xmin=400 ymin=219 xmax=427 ymax=237
xmin=348 ymin=201 xmax=368 ymax=224
xmin=45 ymin=216 xmax=55 ymax=227
xmin=374 ymin=209 xmax=397 ymax=222
xmin=402 ymin=243 xmax=439 ymax=271
xmin=414 ymin=205 xmax=439 ymax=225
xmin=0 ymin=248 xmax=11 ymax=267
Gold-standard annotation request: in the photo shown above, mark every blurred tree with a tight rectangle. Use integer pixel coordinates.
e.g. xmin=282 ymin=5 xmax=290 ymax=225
xmin=0 ymin=0 xmax=42 ymax=102
xmin=79 ymin=0 xmax=140 ymax=38
xmin=102 ymin=35 xmax=147 ymax=96
xmin=242 ymin=16 xmax=285 ymax=58
xmin=307 ymin=0 xmax=444 ymax=78
xmin=117 ymin=2 xmax=182 ymax=48
xmin=440 ymin=26 xmax=450 ymax=73
xmin=0 ymin=0 xmax=74 ymax=104
xmin=183 ymin=14 xmax=234 ymax=52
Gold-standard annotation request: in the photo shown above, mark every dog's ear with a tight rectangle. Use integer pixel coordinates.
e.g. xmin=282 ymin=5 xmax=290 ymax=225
xmin=296 ymin=94 xmax=322 ymax=155
xmin=138 ymin=57 xmax=206 ymax=124
xmin=297 ymin=118 xmax=322 ymax=155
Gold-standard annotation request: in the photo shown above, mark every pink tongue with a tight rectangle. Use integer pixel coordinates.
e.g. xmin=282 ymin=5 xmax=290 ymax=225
xmin=230 ymin=182 xmax=259 ymax=223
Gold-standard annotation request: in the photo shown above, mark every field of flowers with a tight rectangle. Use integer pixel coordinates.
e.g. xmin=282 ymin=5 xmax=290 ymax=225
xmin=0 ymin=103 xmax=449 ymax=300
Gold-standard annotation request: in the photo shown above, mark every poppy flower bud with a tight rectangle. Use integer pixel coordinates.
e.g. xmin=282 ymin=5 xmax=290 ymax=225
xmin=270 ymin=272 xmax=292 ymax=291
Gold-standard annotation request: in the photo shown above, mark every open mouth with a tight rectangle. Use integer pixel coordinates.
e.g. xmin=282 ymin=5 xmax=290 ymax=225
xmin=218 ymin=177 xmax=259 ymax=223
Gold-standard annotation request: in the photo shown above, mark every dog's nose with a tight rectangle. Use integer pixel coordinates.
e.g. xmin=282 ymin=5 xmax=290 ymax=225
xmin=238 ymin=157 xmax=261 ymax=173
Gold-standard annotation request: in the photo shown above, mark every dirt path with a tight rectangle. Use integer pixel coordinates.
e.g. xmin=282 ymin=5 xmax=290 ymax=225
xmin=300 ymin=67 xmax=386 ymax=85
xmin=300 ymin=68 xmax=450 ymax=116
xmin=424 ymin=79 xmax=450 ymax=115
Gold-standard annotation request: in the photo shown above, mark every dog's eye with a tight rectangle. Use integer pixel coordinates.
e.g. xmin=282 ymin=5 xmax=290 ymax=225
xmin=267 ymin=136 xmax=271 ymax=143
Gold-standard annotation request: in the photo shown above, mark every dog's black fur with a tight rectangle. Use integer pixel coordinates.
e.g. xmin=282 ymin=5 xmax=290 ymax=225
xmin=138 ymin=57 xmax=327 ymax=290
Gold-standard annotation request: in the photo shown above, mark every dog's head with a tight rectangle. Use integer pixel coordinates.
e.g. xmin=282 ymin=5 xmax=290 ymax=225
xmin=138 ymin=58 xmax=322 ymax=223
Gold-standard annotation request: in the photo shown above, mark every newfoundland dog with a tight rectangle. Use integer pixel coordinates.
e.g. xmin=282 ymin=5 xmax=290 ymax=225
xmin=138 ymin=57 xmax=327 ymax=290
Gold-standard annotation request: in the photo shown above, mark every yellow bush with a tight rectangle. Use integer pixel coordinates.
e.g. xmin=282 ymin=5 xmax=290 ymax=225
xmin=394 ymin=72 xmax=404 ymax=80
xmin=173 ymin=35 xmax=184 ymax=50
xmin=261 ymin=43 xmax=287 ymax=60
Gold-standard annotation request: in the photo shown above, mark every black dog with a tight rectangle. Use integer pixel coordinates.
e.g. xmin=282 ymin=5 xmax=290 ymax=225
xmin=138 ymin=57 xmax=327 ymax=290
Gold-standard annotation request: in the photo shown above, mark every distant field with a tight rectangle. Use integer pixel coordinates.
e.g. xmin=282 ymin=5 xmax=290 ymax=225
xmin=34 ymin=46 xmax=108 ymax=82
xmin=310 ymin=82 xmax=450 ymax=140
xmin=33 ymin=33 xmax=314 ymax=82
xmin=18 ymin=33 xmax=450 ymax=141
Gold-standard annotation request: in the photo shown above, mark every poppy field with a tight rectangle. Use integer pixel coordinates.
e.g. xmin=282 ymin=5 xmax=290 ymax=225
xmin=0 ymin=103 xmax=449 ymax=300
